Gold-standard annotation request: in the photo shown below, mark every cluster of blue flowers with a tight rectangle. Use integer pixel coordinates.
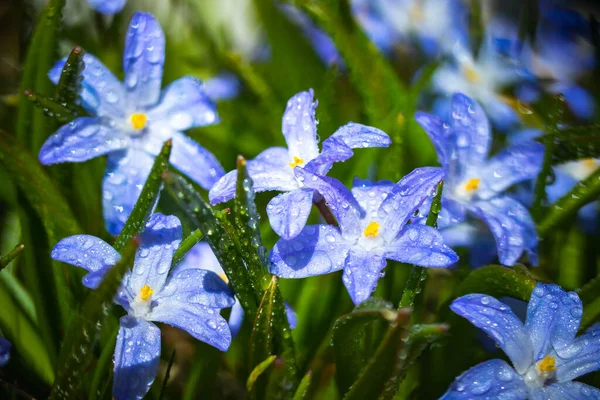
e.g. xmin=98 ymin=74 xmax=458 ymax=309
xmin=21 ymin=3 xmax=598 ymax=399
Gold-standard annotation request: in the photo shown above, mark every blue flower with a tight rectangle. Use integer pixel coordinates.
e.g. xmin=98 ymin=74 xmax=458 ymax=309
xmin=351 ymin=0 xmax=468 ymax=56
xmin=174 ymin=242 xmax=298 ymax=336
xmin=0 ymin=337 xmax=10 ymax=367
xmin=269 ymin=167 xmax=458 ymax=305
xmin=51 ymin=214 xmax=235 ymax=400
xmin=39 ymin=12 xmax=225 ymax=236
xmin=442 ymin=283 xmax=600 ymax=399
xmin=88 ymin=0 xmax=126 ymax=15
xmin=415 ymin=93 xmax=544 ymax=266
xmin=209 ymin=89 xmax=391 ymax=240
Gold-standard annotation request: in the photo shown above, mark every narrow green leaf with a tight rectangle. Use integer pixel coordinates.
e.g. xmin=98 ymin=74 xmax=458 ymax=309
xmin=165 ymin=172 xmax=258 ymax=316
xmin=343 ymin=309 xmax=411 ymax=400
xmin=577 ymin=271 xmax=600 ymax=305
xmin=580 ymin=297 xmax=600 ymax=331
xmin=172 ymin=229 xmax=204 ymax=267
xmin=88 ymin=327 xmax=118 ymax=400
xmin=537 ymin=168 xmax=600 ymax=237
xmin=536 ymin=125 xmax=600 ymax=164
xmin=292 ymin=371 xmax=312 ymax=400
xmin=457 ymin=265 xmax=536 ymax=301
xmin=0 ymin=244 xmax=24 ymax=270
xmin=333 ymin=298 xmax=398 ymax=394
xmin=50 ymin=241 xmax=138 ymax=400
xmin=55 ymin=46 xmax=85 ymax=109
xmin=410 ymin=61 xmax=440 ymax=99
xmin=24 ymin=90 xmax=80 ymax=125
xmin=113 ymin=139 xmax=172 ymax=252
xmin=158 ymin=350 xmax=177 ymax=400
xmin=247 ymin=355 xmax=277 ymax=393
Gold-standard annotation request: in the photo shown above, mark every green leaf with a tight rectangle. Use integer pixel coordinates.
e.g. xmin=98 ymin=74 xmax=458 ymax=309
xmin=55 ymin=46 xmax=85 ymax=109
xmin=165 ymin=172 xmax=258 ymax=316
xmin=24 ymin=90 xmax=81 ymax=125
xmin=536 ymin=125 xmax=600 ymax=164
xmin=577 ymin=272 xmax=600 ymax=330
xmin=333 ymin=298 xmax=398 ymax=395
xmin=158 ymin=350 xmax=177 ymax=400
xmin=172 ymin=228 xmax=204 ymax=267
xmin=537 ymin=168 xmax=600 ymax=237
xmin=50 ymin=240 xmax=138 ymax=400
xmin=292 ymin=370 xmax=312 ymax=400
xmin=0 ymin=244 xmax=24 ymax=270
xmin=16 ymin=0 xmax=66 ymax=152
xmin=457 ymin=265 xmax=536 ymax=301
xmin=88 ymin=327 xmax=118 ymax=400
xmin=247 ymin=355 xmax=277 ymax=393
xmin=342 ymin=309 xmax=411 ymax=400
xmin=113 ymin=139 xmax=172 ymax=252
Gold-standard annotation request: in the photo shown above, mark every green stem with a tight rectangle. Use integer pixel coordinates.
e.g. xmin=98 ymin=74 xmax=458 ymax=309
xmin=172 ymin=229 xmax=204 ymax=267
xmin=399 ymin=181 xmax=443 ymax=309
xmin=531 ymin=138 xmax=555 ymax=220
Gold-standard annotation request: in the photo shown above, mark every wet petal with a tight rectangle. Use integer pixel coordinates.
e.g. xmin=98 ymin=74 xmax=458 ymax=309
xmin=281 ymin=90 xmax=320 ymax=163
xmin=342 ymin=249 xmax=386 ymax=305
xmin=304 ymin=136 xmax=353 ymax=176
xmin=449 ymin=93 xmax=491 ymax=171
xmin=204 ymin=73 xmax=241 ymax=101
xmin=285 ymin=302 xmax=297 ymax=329
xmin=88 ymin=0 xmax=126 ymax=14
xmin=415 ymin=111 xmax=452 ymax=167
xmin=39 ymin=118 xmax=128 ymax=165
xmin=451 ymin=294 xmax=532 ymax=373
xmin=351 ymin=178 xmax=395 ymax=221
xmin=538 ymin=382 xmax=600 ymax=400
xmin=267 ymin=189 xmax=314 ymax=240
xmin=113 ymin=316 xmax=161 ymax=400
xmin=158 ymin=269 xmax=234 ymax=309
xmin=556 ymin=323 xmax=600 ymax=382
xmin=384 ymin=225 xmax=458 ymax=268
xmin=270 ymin=225 xmax=350 ymax=278
xmin=123 ymin=12 xmax=165 ymax=110
xmin=525 ymin=283 xmax=582 ymax=361
xmin=228 ymin=300 xmax=245 ymax=337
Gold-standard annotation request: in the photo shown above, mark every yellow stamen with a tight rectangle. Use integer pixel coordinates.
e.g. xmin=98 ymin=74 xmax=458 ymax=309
xmin=363 ymin=221 xmax=380 ymax=238
xmin=463 ymin=65 xmax=480 ymax=83
xmin=289 ymin=156 xmax=305 ymax=168
xmin=140 ymin=285 xmax=154 ymax=301
xmin=218 ymin=272 xmax=229 ymax=284
xmin=538 ymin=355 xmax=556 ymax=373
xmin=583 ymin=159 xmax=597 ymax=169
xmin=464 ymin=178 xmax=481 ymax=192
xmin=130 ymin=113 xmax=148 ymax=130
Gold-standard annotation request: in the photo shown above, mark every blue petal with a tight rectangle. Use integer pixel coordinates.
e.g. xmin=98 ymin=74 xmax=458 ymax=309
xmin=203 ymin=73 xmax=241 ymax=101
xmin=384 ymin=225 xmax=458 ymax=268
xmin=470 ymin=196 xmax=538 ymax=266
xmin=149 ymin=303 xmax=231 ymax=351
xmin=113 ymin=316 xmax=161 ymax=400
xmin=450 ymin=93 xmax=492 ymax=171
xmin=414 ymin=112 xmax=452 ymax=167
xmin=450 ymin=294 xmax=532 ymax=373
xmin=351 ymin=179 xmax=395 ymax=221
xmin=209 ymin=147 xmax=297 ymax=205
xmin=281 ymin=90 xmax=320 ymax=163
xmin=39 ymin=118 xmax=128 ymax=165
xmin=0 ymin=337 xmax=11 ymax=366
xmin=51 ymin=235 xmax=120 ymax=289
xmin=553 ymin=83 xmax=595 ymax=120
xmin=525 ymin=283 xmax=582 ymax=361
xmin=88 ymin=0 xmax=126 ymax=14
xmin=536 ymin=382 xmax=600 ymax=399
xmin=478 ymin=141 xmax=545 ymax=199
xmin=123 ymin=12 xmax=165 ymax=110
xmin=49 ymin=54 xmax=126 ymax=118
xmin=148 ymin=77 xmax=219 ymax=130
xmin=158 ymin=269 xmax=234 ymax=309
xmin=440 ymin=359 xmax=528 ymax=400
xmin=228 ymin=300 xmax=245 ymax=337
xmin=556 ymin=323 xmax=600 ymax=382
xmin=103 ymin=149 xmax=156 ymax=236
xmin=378 ymin=167 xmax=445 ymax=242
xmin=127 ymin=214 xmax=181 ymax=296
xmin=342 ymin=249 xmax=386 ymax=305
xmin=482 ymin=96 xmax=519 ymax=131
xmin=270 ymin=224 xmax=350 ymax=278
xmin=293 ymin=168 xmax=362 ymax=239
xmin=267 ymin=189 xmax=315 ymax=240
xmin=173 ymin=242 xmax=223 ymax=275
xmin=304 ymin=136 xmax=353 ymax=176
xmin=284 ymin=302 xmax=297 ymax=329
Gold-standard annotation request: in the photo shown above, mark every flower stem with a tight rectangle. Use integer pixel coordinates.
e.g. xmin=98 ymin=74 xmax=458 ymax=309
xmin=399 ymin=181 xmax=444 ymax=309
xmin=314 ymin=198 xmax=338 ymax=226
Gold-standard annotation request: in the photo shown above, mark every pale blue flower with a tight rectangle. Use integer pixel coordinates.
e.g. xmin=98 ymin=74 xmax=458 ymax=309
xmin=88 ymin=0 xmax=125 ymax=15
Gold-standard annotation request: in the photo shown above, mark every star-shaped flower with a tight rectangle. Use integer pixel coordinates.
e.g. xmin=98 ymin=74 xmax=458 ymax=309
xmin=415 ymin=93 xmax=544 ymax=266
xmin=39 ymin=12 xmax=225 ymax=235
xmin=51 ymin=214 xmax=235 ymax=400
xmin=209 ymin=89 xmax=391 ymax=240
xmin=269 ymin=167 xmax=458 ymax=305
xmin=442 ymin=283 xmax=600 ymax=399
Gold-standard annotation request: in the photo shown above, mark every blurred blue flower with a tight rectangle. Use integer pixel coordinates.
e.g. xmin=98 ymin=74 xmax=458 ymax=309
xmin=351 ymin=0 xmax=468 ymax=56
xmin=39 ymin=12 xmax=225 ymax=236
xmin=174 ymin=242 xmax=297 ymax=337
xmin=51 ymin=214 xmax=235 ymax=400
xmin=209 ymin=89 xmax=391 ymax=240
xmin=442 ymin=283 xmax=600 ymax=399
xmin=415 ymin=93 xmax=544 ymax=266
xmin=269 ymin=167 xmax=458 ymax=305
xmin=88 ymin=0 xmax=126 ymax=15
xmin=0 ymin=337 xmax=10 ymax=367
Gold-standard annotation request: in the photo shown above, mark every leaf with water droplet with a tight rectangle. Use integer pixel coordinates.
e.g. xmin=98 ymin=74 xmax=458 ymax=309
xmin=457 ymin=264 xmax=535 ymax=301
xmin=55 ymin=46 xmax=85 ymax=112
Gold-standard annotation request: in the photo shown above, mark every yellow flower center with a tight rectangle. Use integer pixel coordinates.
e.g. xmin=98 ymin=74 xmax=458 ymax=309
xmin=583 ymin=158 xmax=597 ymax=170
xmin=130 ymin=113 xmax=148 ymax=130
xmin=363 ymin=221 xmax=380 ymax=238
xmin=289 ymin=156 xmax=305 ymax=168
xmin=140 ymin=285 xmax=154 ymax=301
xmin=537 ymin=355 xmax=556 ymax=373
xmin=464 ymin=178 xmax=481 ymax=192
xmin=463 ymin=65 xmax=480 ymax=83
